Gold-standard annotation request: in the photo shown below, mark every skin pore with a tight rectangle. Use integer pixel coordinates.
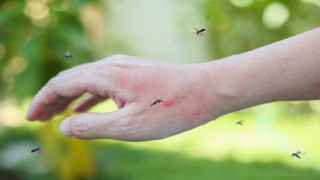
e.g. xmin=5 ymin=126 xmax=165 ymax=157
xmin=26 ymin=27 xmax=320 ymax=141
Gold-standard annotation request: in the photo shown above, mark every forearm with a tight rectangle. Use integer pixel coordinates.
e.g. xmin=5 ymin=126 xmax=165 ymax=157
xmin=203 ymin=27 xmax=320 ymax=113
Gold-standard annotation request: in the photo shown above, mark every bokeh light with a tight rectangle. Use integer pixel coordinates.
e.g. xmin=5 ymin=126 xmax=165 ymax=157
xmin=263 ymin=2 xmax=290 ymax=30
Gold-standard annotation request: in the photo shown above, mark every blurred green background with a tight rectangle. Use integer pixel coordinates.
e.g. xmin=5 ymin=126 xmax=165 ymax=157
xmin=1 ymin=0 xmax=320 ymax=179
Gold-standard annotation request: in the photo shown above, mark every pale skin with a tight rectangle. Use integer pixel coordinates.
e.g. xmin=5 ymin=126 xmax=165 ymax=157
xmin=26 ymin=27 xmax=320 ymax=141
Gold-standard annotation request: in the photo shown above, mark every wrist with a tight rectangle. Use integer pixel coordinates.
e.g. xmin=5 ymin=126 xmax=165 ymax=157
xmin=199 ymin=54 xmax=265 ymax=116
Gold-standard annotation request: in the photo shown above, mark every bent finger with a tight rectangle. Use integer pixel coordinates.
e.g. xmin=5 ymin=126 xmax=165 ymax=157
xmin=26 ymin=71 xmax=105 ymax=120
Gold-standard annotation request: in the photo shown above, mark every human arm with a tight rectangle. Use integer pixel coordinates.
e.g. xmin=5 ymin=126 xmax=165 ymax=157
xmin=211 ymin=27 xmax=320 ymax=114
xmin=26 ymin=27 xmax=320 ymax=141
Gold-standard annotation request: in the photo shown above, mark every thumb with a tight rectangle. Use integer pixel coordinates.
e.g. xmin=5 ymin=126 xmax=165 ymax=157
xmin=60 ymin=106 xmax=142 ymax=141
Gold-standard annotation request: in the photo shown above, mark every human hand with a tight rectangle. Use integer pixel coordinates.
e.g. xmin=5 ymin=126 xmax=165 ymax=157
xmin=26 ymin=55 xmax=224 ymax=141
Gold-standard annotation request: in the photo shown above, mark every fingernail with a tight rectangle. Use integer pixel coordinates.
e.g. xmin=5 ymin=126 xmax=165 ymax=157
xmin=60 ymin=118 xmax=72 ymax=136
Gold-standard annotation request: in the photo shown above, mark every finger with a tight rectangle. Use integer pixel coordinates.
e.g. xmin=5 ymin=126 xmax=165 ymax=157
xmin=38 ymin=108 xmax=56 ymax=120
xmin=27 ymin=94 xmax=77 ymax=121
xmin=39 ymin=98 xmax=75 ymax=121
xmin=27 ymin=61 xmax=103 ymax=120
xmin=57 ymin=59 xmax=103 ymax=76
xmin=26 ymin=71 xmax=103 ymax=120
xmin=59 ymin=105 xmax=146 ymax=141
xmin=72 ymin=94 xmax=107 ymax=112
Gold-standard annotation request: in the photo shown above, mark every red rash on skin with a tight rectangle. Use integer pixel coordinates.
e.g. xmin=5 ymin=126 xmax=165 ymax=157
xmin=163 ymin=100 xmax=174 ymax=107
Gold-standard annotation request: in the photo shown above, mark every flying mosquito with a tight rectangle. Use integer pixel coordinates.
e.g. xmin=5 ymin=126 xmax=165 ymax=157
xmin=150 ymin=99 xmax=163 ymax=106
xmin=194 ymin=28 xmax=206 ymax=36
xmin=31 ymin=147 xmax=41 ymax=154
xmin=236 ymin=120 xmax=244 ymax=125
xmin=64 ymin=50 xmax=74 ymax=60
xmin=290 ymin=150 xmax=305 ymax=159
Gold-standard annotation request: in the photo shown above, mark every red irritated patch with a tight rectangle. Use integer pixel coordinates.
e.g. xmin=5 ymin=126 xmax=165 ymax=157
xmin=163 ymin=100 xmax=174 ymax=107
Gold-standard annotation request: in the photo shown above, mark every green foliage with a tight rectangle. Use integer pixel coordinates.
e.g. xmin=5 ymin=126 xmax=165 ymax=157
xmin=0 ymin=0 xmax=99 ymax=100
xmin=203 ymin=0 xmax=320 ymax=58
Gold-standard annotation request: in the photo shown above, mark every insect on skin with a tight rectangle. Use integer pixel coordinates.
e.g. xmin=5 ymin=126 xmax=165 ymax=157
xmin=64 ymin=50 xmax=73 ymax=60
xmin=236 ymin=120 xmax=244 ymax=125
xmin=194 ymin=28 xmax=206 ymax=36
xmin=290 ymin=150 xmax=305 ymax=159
xmin=31 ymin=147 xmax=41 ymax=154
xmin=150 ymin=99 xmax=163 ymax=106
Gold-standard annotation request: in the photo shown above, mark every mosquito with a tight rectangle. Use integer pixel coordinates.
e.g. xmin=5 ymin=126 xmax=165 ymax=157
xmin=150 ymin=99 xmax=163 ymax=106
xmin=236 ymin=120 xmax=244 ymax=125
xmin=290 ymin=150 xmax=305 ymax=159
xmin=194 ymin=28 xmax=206 ymax=36
xmin=64 ymin=50 xmax=73 ymax=60
xmin=31 ymin=147 xmax=41 ymax=154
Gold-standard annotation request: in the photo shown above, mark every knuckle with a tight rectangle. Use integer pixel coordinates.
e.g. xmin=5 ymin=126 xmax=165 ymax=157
xmin=71 ymin=118 xmax=92 ymax=139
xmin=115 ymin=119 xmax=140 ymax=137
xmin=115 ymin=113 xmax=150 ymax=141
xmin=56 ymin=69 xmax=69 ymax=76
xmin=107 ymin=54 xmax=128 ymax=60
xmin=47 ymin=76 xmax=59 ymax=89
xmin=56 ymin=69 xmax=68 ymax=76
xmin=104 ymin=54 xmax=132 ymax=66
xmin=118 ymin=123 xmax=156 ymax=141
